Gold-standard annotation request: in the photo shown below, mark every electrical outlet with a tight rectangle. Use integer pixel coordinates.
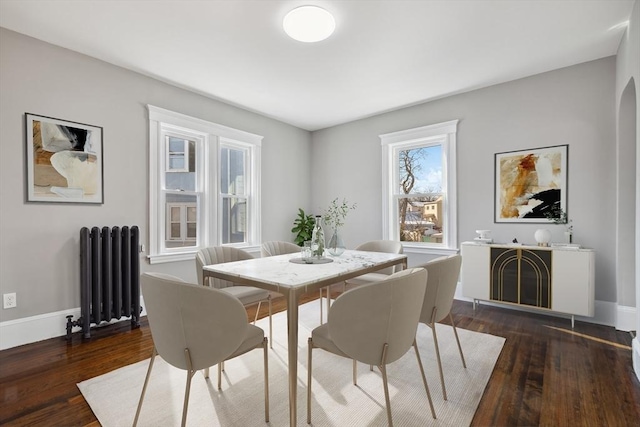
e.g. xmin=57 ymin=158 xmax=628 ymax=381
xmin=3 ymin=293 xmax=17 ymax=309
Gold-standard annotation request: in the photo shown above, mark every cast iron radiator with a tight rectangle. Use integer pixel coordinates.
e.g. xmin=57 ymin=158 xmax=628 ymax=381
xmin=66 ymin=226 xmax=141 ymax=340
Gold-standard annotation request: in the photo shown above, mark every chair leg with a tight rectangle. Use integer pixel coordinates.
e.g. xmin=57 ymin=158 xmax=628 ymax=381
xmin=430 ymin=309 xmax=447 ymax=400
xmin=319 ymin=289 xmax=324 ymax=325
xmin=263 ymin=337 xmax=270 ymax=422
xmin=450 ymin=312 xmax=467 ymax=368
xmin=353 ymin=359 xmax=357 ymax=385
xmin=254 ymin=301 xmax=262 ymax=324
xmin=182 ymin=348 xmax=195 ymax=427
xmin=133 ymin=347 xmax=157 ymax=426
xmin=325 ymin=287 xmax=331 ymax=318
xmin=218 ymin=362 xmax=223 ymax=390
xmin=307 ymin=337 xmax=313 ymax=424
xmin=379 ymin=344 xmax=393 ymax=427
xmin=268 ymin=296 xmax=273 ymax=349
xmin=413 ymin=339 xmax=437 ymax=419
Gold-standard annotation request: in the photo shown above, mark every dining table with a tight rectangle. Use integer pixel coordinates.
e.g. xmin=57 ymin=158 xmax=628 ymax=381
xmin=202 ymin=249 xmax=408 ymax=427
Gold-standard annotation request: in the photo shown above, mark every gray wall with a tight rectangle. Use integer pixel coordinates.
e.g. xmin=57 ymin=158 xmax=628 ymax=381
xmin=0 ymin=25 xmax=627 ymax=328
xmin=311 ymin=57 xmax=617 ymax=302
xmin=0 ymin=28 xmax=312 ymax=322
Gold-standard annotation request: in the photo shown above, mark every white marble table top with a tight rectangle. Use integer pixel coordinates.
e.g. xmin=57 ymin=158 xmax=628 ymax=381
xmin=202 ymin=249 xmax=406 ymax=293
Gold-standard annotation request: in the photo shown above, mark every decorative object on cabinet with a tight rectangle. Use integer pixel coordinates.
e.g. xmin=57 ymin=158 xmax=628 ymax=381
xmin=474 ymin=229 xmax=493 ymax=243
xmin=534 ymin=228 xmax=552 ymax=246
xmin=461 ymin=242 xmax=594 ymax=328
xmin=494 ymin=144 xmax=568 ymax=223
xmin=25 ymin=113 xmax=104 ymax=204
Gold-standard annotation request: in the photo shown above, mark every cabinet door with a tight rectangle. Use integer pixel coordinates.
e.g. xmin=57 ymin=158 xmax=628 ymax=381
xmin=552 ymin=250 xmax=595 ymax=316
xmin=461 ymin=244 xmax=490 ymax=300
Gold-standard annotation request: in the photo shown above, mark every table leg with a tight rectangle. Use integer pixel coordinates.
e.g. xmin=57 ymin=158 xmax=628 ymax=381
xmin=287 ymin=290 xmax=299 ymax=426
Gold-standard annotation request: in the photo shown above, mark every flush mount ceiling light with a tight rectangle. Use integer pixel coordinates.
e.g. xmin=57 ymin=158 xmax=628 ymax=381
xmin=283 ymin=6 xmax=335 ymax=42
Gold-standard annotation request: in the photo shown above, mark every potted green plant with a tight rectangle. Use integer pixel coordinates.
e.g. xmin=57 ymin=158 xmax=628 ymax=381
xmin=291 ymin=208 xmax=315 ymax=246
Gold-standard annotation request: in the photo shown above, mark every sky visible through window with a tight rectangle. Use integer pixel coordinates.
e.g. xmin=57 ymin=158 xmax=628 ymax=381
xmin=413 ymin=144 xmax=442 ymax=193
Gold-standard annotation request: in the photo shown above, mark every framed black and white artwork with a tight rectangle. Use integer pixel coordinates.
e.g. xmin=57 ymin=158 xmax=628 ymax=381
xmin=25 ymin=113 xmax=104 ymax=204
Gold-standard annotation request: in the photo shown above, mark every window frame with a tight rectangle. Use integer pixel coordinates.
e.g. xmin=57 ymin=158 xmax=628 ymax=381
xmin=380 ymin=120 xmax=458 ymax=255
xmin=148 ymin=105 xmax=262 ymax=264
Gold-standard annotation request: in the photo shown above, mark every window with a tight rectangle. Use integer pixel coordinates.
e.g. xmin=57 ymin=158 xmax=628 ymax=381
xmin=166 ymin=137 xmax=190 ymax=172
xmin=380 ymin=120 xmax=458 ymax=255
xmin=220 ymin=143 xmax=248 ymax=244
xmin=148 ymin=106 xmax=262 ymax=264
xmin=166 ymin=202 xmax=197 ymax=244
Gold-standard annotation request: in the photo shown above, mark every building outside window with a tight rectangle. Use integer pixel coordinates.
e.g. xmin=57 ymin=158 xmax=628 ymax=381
xmin=166 ymin=202 xmax=197 ymax=245
xmin=380 ymin=120 xmax=458 ymax=255
xmin=148 ymin=106 xmax=262 ymax=264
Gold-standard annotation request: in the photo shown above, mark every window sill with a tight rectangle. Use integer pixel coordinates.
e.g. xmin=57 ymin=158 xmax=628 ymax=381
xmin=401 ymin=243 xmax=459 ymax=256
xmin=147 ymin=244 xmax=262 ymax=264
xmin=148 ymin=251 xmax=197 ymax=264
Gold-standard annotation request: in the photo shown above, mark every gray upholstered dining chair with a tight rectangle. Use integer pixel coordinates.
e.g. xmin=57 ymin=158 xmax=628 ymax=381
xmin=196 ymin=246 xmax=272 ymax=348
xmin=415 ymin=254 xmax=466 ymax=400
xmin=307 ymin=268 xmax=436 ymax=426
xmin=319 ymin=239 xmax=404 ymax=324
xmin=260 ymin=240 xmax=300 ymax=257
xmin=134 ymin=272 xmax=269 ymax=427
xmin=344 ymin=240 xmax=404 ymax=285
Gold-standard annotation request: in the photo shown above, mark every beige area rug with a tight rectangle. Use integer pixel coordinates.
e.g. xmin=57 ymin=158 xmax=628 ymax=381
xmin=78 ymin=299 xmax=505 ymax=426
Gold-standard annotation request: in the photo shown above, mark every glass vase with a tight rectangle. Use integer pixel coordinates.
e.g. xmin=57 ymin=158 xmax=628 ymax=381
xmin=310 ymin=215 xmax=325 ymax=258
xmin=327 ymin=229 xmax=345 ymax=256
xmin=565 ymin=231 xmax=573 ymax=244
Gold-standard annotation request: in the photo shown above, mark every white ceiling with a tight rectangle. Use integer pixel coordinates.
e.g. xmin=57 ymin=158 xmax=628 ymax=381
xmin=0 ymin=0 xmax=635 ymax=131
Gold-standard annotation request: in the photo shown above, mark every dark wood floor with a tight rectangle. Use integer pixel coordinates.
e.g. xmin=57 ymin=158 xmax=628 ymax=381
xmin=1 ymin=292 xmax=638 ymax=426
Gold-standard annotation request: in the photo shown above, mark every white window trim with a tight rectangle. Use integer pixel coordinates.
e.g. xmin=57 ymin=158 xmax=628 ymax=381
xmin=148 ymin=105 xmax=262 ymax=264
xmin=380 ymin=120 xmax=458 ymax=255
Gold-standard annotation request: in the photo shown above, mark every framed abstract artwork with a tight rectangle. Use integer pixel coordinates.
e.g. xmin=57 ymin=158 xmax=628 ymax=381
xmin=25 ymin=113 xmax=103 ymax=204
xmin=494 ymin=144 xmax=568 ymax=223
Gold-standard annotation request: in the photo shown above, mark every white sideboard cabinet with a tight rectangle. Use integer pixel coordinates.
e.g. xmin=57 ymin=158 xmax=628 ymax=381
xmin=461 ymin=242 xmax=594 ymax=327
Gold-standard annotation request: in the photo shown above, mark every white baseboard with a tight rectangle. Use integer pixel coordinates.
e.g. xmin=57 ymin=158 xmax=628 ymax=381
xmin=0 ymin=297 xmax=146 ymax=351
xmin=615 ymin=305 xmax=638 ymax=331
xmin=0 ymin=288 xmax=633 ymax=350
xmin=454 ymin=284 xmax=622 ymax=328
